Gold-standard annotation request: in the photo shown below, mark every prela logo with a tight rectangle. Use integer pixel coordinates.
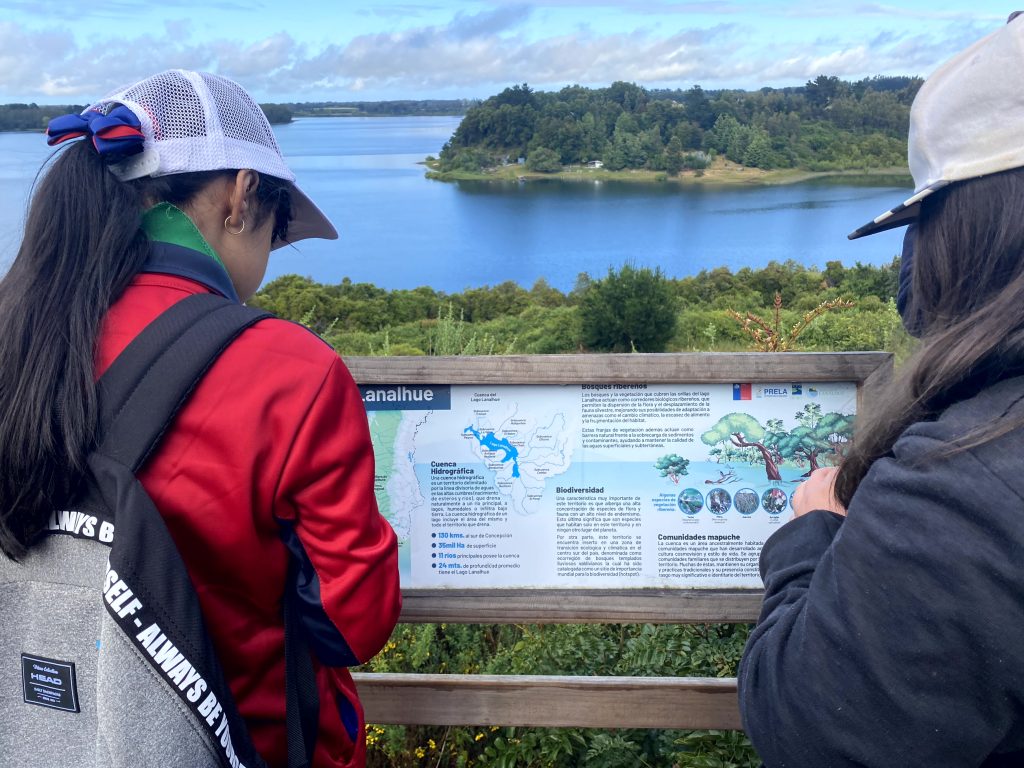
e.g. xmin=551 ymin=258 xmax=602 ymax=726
xmin=756 ymin=386 xmax=790 ymax=398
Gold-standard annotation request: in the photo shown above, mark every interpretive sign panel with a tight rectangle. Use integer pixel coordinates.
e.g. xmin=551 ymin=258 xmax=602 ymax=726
xmin=356 ymin=364 xmax=862 ymax=590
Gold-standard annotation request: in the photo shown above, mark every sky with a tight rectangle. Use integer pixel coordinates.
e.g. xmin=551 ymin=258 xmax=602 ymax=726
xmin=0 ymin=1 xmax=1015 ymax=103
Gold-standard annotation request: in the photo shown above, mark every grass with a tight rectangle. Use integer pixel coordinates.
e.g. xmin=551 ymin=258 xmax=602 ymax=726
xmin=423 ymin=156 xmax=911 ymax=187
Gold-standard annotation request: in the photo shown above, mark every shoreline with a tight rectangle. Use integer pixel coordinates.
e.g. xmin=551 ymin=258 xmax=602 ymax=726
xmin=423 ymin=157 xmax=911 ymax=187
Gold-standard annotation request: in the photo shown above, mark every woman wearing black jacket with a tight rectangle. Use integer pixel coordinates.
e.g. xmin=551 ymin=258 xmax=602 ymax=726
xmin=739 ymin=13 xmax=1024 ymax=767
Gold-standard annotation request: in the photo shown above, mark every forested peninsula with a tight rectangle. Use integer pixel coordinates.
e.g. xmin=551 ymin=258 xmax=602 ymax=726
xmin=0 ymin=99 xmax=469 ymax=131
xmin=0 ymin=102 xmax=299 ymax=130
xmin=431 ymin=76 xmax=919 ymax=183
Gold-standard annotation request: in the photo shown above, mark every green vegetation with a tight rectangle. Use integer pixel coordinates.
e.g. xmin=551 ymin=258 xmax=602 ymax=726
xmin=277 ymin=99 xmax=473 ymax=117
xmin=0 ymin=99 xmax=471 ymax=133
xmin=258 ymin=103 xmax=294 ymax=124
xmin=250 ymin=257 xmax=909 ymax=359
xmin=434 ymin=76 xmax=920 ymax=181
xmin=728 ymin=293 xmax=856 ymax=351
xmin=578 ymin=265 xmax=678 ymax=352
xmin=363 ymin=623 xmax=757 ymax=768
xmin=525 ymin=146 xmax=563 ymax=173
xmin=0 ymin=102 xmax=294 ymax=130
xmin=0 ymin=103 xmax=86 ymax=132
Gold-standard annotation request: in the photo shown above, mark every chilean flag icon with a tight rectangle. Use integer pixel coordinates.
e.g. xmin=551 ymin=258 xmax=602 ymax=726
xmin=732 ymin=383 xmax=752 ymax=400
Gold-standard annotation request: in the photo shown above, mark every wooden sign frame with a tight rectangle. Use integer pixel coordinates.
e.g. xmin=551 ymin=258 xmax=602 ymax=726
xmin=345 ymin=351 xmax=893 ymax=626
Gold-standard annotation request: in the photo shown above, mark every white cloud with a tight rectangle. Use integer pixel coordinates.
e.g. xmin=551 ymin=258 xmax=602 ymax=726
xmin=0 ymin=9 xmax=1005 ymax=102
xmin=0 ymin=0 xmax=258 ymax=15
xmin=850 ymin=3 xmax=1004 ymax=22
xmin=213 ymin=33 xmax=303 ymax=80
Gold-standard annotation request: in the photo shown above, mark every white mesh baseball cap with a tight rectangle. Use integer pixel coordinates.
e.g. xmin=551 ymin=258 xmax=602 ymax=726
xmin=849 ymin=12 xmax=1024 ymax=240
xmin=86 ymin=69 xmax=337 ymax=248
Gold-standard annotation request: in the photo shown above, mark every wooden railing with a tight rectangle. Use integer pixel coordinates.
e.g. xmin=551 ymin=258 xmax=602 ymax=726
xmin=353 ymin=589 xmax=759 ymax=729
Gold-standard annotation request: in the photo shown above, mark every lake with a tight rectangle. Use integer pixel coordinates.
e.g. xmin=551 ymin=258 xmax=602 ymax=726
xmin=0 ymin=116 xmax=910 ymax=293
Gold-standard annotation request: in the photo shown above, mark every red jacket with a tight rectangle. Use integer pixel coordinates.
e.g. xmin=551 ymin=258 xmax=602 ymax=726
xmin=95 ymin=246 xmax=401 ymax=767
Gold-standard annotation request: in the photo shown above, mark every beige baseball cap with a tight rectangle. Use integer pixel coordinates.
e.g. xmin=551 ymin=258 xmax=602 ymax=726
xmin=849 ymin=12 xmax=1024 ymax=239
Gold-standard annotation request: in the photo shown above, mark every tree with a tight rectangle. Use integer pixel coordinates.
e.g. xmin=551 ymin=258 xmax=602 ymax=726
xmin=493 ymin=83 xmax=537 ymax=108
xmin=259 ymin=103 xmax=293 ymax=124
xmin=526 ymin=146 xmax=562 ymax=172
xmin=578 ymin=265 xmax=677 ymax=352
xmin=664 ymin=135 xmax=685 ymax=176
xmin=683 ymin=85 xmax=716 ymax=131
xmin=702 ymin=413 xmax=783 ymax=481
xmin=655 ymin=454 xmax=690 ymax=484
xmin=607 ymin=81 xmax=648 ymax=112
xmin=805 ymin=74 xmax=846 ymax=110
xmin=602 ymin=143 xmax=627 ymax=171
xmin=707 ymin=114 xmax=741 ymax=156
xmin=742 ymin=127 xmax=772 ymax=168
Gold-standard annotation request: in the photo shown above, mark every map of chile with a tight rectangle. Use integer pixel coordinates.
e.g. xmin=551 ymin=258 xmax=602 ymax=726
xmin=463 ymin=426 xmax=521 ymax=478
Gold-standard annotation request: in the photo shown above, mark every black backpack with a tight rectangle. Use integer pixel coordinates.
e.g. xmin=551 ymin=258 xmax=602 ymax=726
xmin=0 ymin=293 xmax=318 ymax=768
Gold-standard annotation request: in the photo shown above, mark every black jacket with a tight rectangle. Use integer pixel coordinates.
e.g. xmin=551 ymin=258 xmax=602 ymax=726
xmin=739 ymin=375 xmax=1024 ymax=767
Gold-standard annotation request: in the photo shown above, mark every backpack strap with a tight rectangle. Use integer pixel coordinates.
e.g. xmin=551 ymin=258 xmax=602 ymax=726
xmin=95 ymin=292 xmax=269 ymax=471
xmin=284 ymin=558 xmax=321 ymax=768
xmin=93 ymin=292 xmax=319 ymax=768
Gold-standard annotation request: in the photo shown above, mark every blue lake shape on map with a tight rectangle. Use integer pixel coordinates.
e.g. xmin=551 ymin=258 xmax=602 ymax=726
xmin=464 ymin=426 xmax=521 ymax=478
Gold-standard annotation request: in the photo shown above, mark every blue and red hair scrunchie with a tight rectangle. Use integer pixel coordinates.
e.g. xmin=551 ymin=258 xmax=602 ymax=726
xmin=46 ymin=105 xmax=145 ymax=162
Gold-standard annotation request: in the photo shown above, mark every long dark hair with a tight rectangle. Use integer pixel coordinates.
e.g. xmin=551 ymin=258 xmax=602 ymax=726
xmin=0 ymin=140 xmax=290 ymax=558
xmin=834 ymin=167 xmax=1024 ymax=507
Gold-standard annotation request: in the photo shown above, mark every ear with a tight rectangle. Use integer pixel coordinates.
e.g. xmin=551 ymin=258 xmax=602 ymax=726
xmin=226 ymin=169 xmax=260 ymax=229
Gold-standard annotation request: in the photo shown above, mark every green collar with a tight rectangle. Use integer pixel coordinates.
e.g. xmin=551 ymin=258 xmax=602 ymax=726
xmin=141 ymin=203 xmax=223 ymax=266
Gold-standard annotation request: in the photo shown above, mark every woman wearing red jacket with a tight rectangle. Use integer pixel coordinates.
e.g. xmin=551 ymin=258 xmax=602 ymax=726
xmin=0 ymin=70 xmax=400 ymax=767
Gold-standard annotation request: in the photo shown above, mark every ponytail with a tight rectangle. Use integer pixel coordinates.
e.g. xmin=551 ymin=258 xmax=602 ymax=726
xmin=0 ymin=141 xmax=150 ymax=557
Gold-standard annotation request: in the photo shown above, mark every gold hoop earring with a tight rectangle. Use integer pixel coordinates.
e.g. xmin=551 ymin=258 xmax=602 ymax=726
xmin=224 ymin=216 xmax=245 ymax=235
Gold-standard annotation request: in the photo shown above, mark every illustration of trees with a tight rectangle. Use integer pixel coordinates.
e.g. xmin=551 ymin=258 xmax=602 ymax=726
xmin=655 ymin=454 xmax=690 ymax=484
xmin=763 ymin=418 xmax=786 ymax=465
xmin=775 ymin=425 xmax=828 ymax=474
xmin=708 ymin=445 xmax=747 ymax=464
xmin=776 ymin=410 xmax=855 ymax=472
xmin=817 ymin=411 xmax=854 ymax=457
xmin=794 ymin=403 xmax=823 ymax=428
xmin=701 ymin=413 xmax=782 ymax=481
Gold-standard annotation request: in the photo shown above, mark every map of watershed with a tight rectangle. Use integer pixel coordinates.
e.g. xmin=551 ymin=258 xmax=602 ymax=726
xmin=460 ymin=400 xmax=574 ymax=515
xmin=366 ymin=391 xmax=576 ymax=546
